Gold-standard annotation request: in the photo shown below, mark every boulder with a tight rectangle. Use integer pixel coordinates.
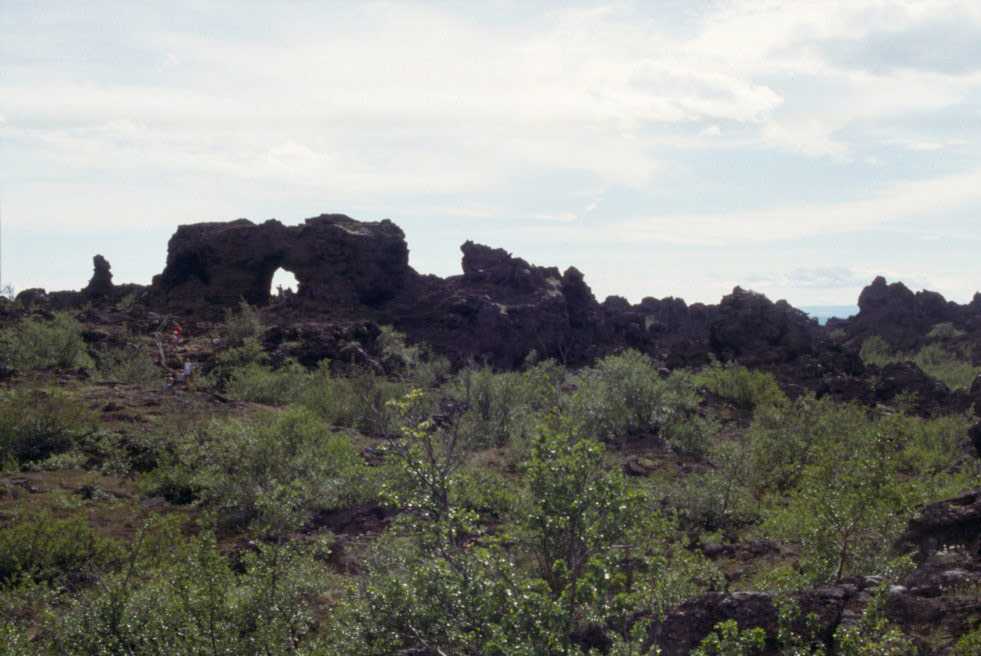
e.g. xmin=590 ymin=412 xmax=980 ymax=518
xmin=872 ymin=362 xmax=970 ymax=416
xmin=897 ymin=488 xmax=981 ymax=561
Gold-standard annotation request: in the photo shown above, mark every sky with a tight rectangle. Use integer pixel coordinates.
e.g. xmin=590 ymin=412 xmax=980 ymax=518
xmin=2 ymin=0 xmax=980 ymax=307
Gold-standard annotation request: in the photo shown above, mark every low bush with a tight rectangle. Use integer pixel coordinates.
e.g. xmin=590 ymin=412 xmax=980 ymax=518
xmin=861 ymin=335 xmax=981 ymax=391
xmin=666 ymin=441 xmax=759 ymax=532
xmin=761 ymin=405 xmax=912 ymax=584
xmin=48 ymin=523 xmax=326 ymax=655
xmin=225 ymin=358 xmax=311 ymax=405
xmin=926 ymin=321 xmax=965 ymax=340
xmin=0 ymin=511 xmax=120 ymax=586
xmin=0 ymin=313 xmax=92 ymax=370
xmin=446 ymin=359 xmax=563 ymax=449
xmin=564 ymin=351 xmax=712 ymax=451
xmin=205 ymin=337 xmax=266 ymax=387
xmin=696 ymin=362 xmax=787 ymax=414
xmin=221 ymin=299 xmax=263 ymax=345
xmin=0 ymin=389 xmax=96 ymax=466
xmin=189 ymin=407 xmax=375 ymax=533
xmin=95 ymin=343 xmax=162 ymax=386
xmin=300 ymin=363 xmax=408 ymax=436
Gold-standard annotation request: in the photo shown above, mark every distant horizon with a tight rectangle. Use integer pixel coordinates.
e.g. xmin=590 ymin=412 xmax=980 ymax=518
xmin=3 ymin=2 xmax=981 ymax=307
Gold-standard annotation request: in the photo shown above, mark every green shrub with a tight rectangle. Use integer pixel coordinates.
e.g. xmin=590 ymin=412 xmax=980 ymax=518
xmin=0 ymin=511 xmax=120 ymax=586
xmin=225 ymin=358 xmax=311 ymax=405
xmin=190 ymin=407 xmax=374 ymax=533
xmin=565 ymin=350 xmax=708 ymax=449
xmin=665 ymin=441 xmax=759 ymax=531
xmin=746 ymin=395 xmax=850 ymax=493
xmin=95 ymin=343 xmax=162 ymax=386
xmin=376 ymin=325 xmax=451 ymax=387
xmin=300 ymin=363 xmax=408 ymax=436
xmin=447 ymin=360 xmax=563 ymax=449
xmin=860 ymin=335 xmax=894 ymax=367
xmin=221 ymin=299 xmax=263 ymax=345
xmin=0 ymin=313 xmax=92 ymax=370
xmin=696 ymin=362 xmax=786 ymax=414
xmin=833 ymin=587 xmax=917 ymax=655
xmin=861 ymin=335 xmax=980 ymax=391
xmin=762 ymin=407 xmax=910 ymax=583
xmin=926 ymin=322 xmax=965 ymax=340
xmin=692 ymin=620 xmax=766 ymax=656
xmin=48 ymin=524 xmax=325 ymax=655
xmin=910 ymin=342 xmax=980 ymax=391
xmin=952 ymin=626 xmax=981 ymax=656
xmin=206 ymin=336 xmax=266 ymax=387
xmin=0 ymin=389 xmax=96 ymax=466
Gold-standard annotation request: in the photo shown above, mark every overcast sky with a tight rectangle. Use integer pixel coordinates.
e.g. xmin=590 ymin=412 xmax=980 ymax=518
xmin=2 ymin=0 xmax=980 ymax=306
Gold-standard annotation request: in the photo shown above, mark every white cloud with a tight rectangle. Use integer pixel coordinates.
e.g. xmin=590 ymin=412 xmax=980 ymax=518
xmin=615 ymin=166 xmax=981 ymax=245
xmin=3 ymin=0 xmax=981 ymax=303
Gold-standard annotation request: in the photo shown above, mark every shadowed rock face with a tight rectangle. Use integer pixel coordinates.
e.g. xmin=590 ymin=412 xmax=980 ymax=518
xmin=152 ymin=215 xmax=409 ymax=309
xmin=144 ymin=213 xmax=980 ymax=413
xmin=841 ymin=276 xmax=970 ymax=350
xmin=83 ymin=255 xmax=113 ymax=299
xmin=146 ymin=213 xmax=854 ymax=373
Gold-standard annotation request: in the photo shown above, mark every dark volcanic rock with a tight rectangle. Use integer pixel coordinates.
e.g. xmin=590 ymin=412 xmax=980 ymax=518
xmin=710 ymin=287 xmax=820 ymax=366
xmin=383 ymin=243 xmax=608 ymax=368
xmin=897 ymin=488 xmax=981 ymax=561
xmin=15 ymin=288 xmax=48 ymax=308
xmin=83 ymin=255 xmax=114 ymax=299
xmin=152 ymin=214 xmax=409 ymax=310
xmin=645 ymin=585 xmax=861 ymax=656
xmin=142 ymin=213 xmax=977 ymax=388
xmin=872 ymin=362 xmax=970 ymax=416
xmin=845 ymin=276 xmax=968 ymax=351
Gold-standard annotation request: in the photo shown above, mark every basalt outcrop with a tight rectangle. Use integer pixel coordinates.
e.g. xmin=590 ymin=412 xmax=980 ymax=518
xmin=834 ymin=276 xmax=981 ymax=353
xmin=152 ymin=215 xmax=409 ymax=309
xmin=33 ymin=212 xmax=964 ymax=410
xmin=141 ymin=214 xmax=921 ymax=380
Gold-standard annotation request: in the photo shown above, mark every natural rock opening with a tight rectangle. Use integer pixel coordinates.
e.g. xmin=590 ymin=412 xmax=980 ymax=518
xmin=270 ymin=268 xmax=299 ymax=299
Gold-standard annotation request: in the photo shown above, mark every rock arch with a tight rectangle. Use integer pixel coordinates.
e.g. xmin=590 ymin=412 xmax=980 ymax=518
xmin=152 ymin=214 xmax=409 ymax=309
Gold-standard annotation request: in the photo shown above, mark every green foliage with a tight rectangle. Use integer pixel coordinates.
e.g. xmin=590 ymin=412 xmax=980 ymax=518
xmin=861 ymin=335 xmax=981 ymax=391
xmin=377 ymin=325 xmax=450 ymax=387
xmin=95 ymin=343 xmax=162 ymax=386
xmin=762 ymin=406 xmax=911 ymax=583
xmin=0 ymin=388 xmax=96 ymax=466
xmin=691 ymin=620 xmax=766 ymax=656
xmin=697 ymin=362 xmax=787 ymax=414
xmin=565 ymin=350 xmax=714 ymax=453
xmin=747 ymin=395 xmax=859 ymax=493
xmin=221 ymin=299 xmax=263 ymax=345
xmin=833 ymin=587 xmax=918 ymax=656
xmin=447 ymin=360 xmax=563 ymax=449
xmin=327 ymin=396 xmax=718 ymax=656
xmin=666 ymin=440 xmax=759 ymax=532
xmin=860 ymin=336 xmax=894 ymax=367
xmin=524 ymin=430 xmax=642 ymax=596
xmin=48 ymin=521 xmax=326 ymax=655
xmin=0 ymin=511 xmax=120 ymax=586
xmin=910 ymin=342 xmax=980 ymax=391
xmin=926 ymin=322 xmax=965 ymax=340
xmin=187 ymin=407 xmax=375 ymax=534
xmin=205 ymin=336 xmax=266 ymax=387
xmin=300 ymin=363 xmax=408 ymax=436
xmin=522 ymin=429 xmax=720 ymax=636
xmin=951 ymin=626 xmax=981 ymax=656
xmin=225 ymin=358 xmax=311 ymax=405
xmin=0 ymin=312 xmax=93 ymax=370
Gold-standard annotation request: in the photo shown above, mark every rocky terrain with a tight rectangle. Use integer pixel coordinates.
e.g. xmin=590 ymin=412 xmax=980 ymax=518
xmin=2 ymin=213 xmax=979 ymax=655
